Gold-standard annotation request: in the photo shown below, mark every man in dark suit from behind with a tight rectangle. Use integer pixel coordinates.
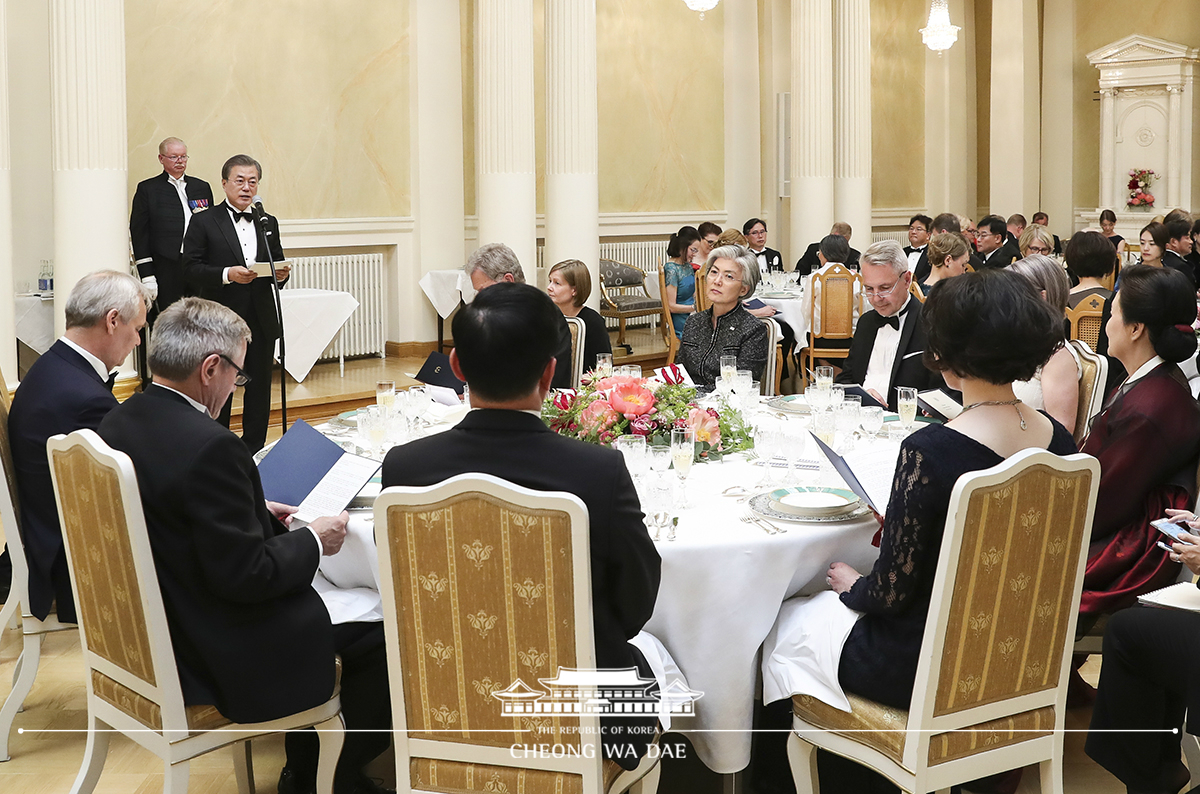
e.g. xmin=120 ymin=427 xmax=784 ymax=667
xmin=975 ymin=215 xmax=1020 ymax=269
xmin=794 ymin=221 xmax=861 ymax=278
xmin=8 ymin=270 xmax=149 ymax=623
xmin=381 ymin=283 xmax=661 ymax=769
xmin=97 ymin=298 xmax=393 ymax=794
xmin=182 ymin=154 xmax=290 ymax=453
xmin=835 ymin=240 xmax=942 ymax=410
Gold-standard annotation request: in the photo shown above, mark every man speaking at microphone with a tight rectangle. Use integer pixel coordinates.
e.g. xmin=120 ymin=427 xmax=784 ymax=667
xmin=183 ymin=154 xmax=289 ymax=452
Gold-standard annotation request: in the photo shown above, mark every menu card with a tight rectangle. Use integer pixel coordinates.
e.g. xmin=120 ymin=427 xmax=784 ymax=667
xmin=257 ymin=419 xmax=380 ymax=524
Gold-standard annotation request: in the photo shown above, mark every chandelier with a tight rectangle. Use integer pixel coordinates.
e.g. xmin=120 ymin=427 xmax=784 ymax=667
xmin=920 ymin=0 xmax=960 ymax=54
xmin=682 ymin=0 xmax=720 ymax=21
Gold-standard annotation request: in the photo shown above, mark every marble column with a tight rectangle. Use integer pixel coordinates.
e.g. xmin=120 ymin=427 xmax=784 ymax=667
xmin=988 ymin=0 xmax=1040 ymax=215
xmin=1167 ymin=84 xmax=1184 ymax=208
xmin=476 ymin=0 xmax=537 ymax=279
xmin=1098 ymin=88 xmax=1117 ymax=210
xmin=723 ymin=0 xmax=762 ymax=234
xmin=790 ymin=0 xmax=834 ymax=262
xmin=833 ymin=0 xmax=870 ymax=243
xmin=48 ymin=0 xmax=129 ymax=350
xmin=410 ymin=0 xmax=465 ymax=340
xmin=0 ymin=1 xmax=15 ymax=388
xmin=544 ymin=0 xmax=600 ymax=309
xmin=1040 ymin=0 xmax=1074 ymax=238
xmin=924 ymin=0 xmax=977 ymax=218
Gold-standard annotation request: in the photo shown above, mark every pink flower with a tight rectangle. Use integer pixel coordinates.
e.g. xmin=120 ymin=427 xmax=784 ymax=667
xmin=579 ymin=399 xmax=618 ymax=434
xmin=630 ymin=415 xmax=656 ymax=436
xmin=610 ymin=383 xmax=657 ymax=418
xmin=593 ymin=375 xmax=644 ymax=392
xmin=706 ymin=407 xmax=720 ymax=420
xmin=687 ymin=407 xmax=721 ymax=446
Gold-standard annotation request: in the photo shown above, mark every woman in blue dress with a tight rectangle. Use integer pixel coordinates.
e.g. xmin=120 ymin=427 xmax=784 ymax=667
xmin=663 ymin=225 xmax=700 ymax=338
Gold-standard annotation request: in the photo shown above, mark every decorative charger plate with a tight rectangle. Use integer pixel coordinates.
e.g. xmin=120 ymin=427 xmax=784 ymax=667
xmin=328 ymin=409 xmax=360 ymax=429
xmin=758 ymin=291 xmax=796 ymax=299
xmin=883 ymin=414 xmax=940 ymax=425
xmin=766 ymin=395 xmax=810 ymax=414
xmin=768 ymin=486 xmax=861 ymax=518
xmin=749 ymin=492 xmax=870 ymax=524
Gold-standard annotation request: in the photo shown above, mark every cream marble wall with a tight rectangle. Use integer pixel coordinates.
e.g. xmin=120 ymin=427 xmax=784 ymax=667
xmin=125 ymin=0 xmax=410 ymax=220
xmin=1073 ymin=3 xmax=1200 ymax=210
xmin=976 ymin=0 xmax=991 ymax=213
xmin=871 ymin=0 xmax=926 ymax=210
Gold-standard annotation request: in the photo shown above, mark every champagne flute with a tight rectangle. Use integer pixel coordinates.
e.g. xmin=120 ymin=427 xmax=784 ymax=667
xmin=897 ymin=387 xmax=918 ymax=431
xmin=376 ymin=380 xmax=396 ymax=415
xmin=720 ymin=355 xmax=737 ymax=384
xmin=670 ymin=427 xmax=695 ymax=507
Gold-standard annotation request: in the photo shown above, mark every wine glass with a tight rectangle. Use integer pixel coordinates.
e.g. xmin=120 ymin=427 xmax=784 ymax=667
xmin=897 ymin=387 xmax=918 ymax=431
xmin=648 ymin=445 xmax=672 ymax=484
xmin=615 ymin=435 xmax=648 ymax=485
xmin=359 ymin=406 xmax=387 ymax=458
xmin=740 ymin=381 xmax=760 ymax=415
xmin=859 ymin=405 xmax=885 ymax=438
xmin=805 ymin=383 xmax=831 ymax=413
xmin=754 ymin=420 xmax=780 ymax=488
xmin=835 ymin=396 xmax=861 ymax=451
xmin=715 ymin=375 xmax=734 ymax=402
xmin=720 ymin=355 xmax=737 ymax=384
xmin=670 ymin=427 xmax=695 ymax=506
xmin=595 ymin=352 xmax=613 ymax=378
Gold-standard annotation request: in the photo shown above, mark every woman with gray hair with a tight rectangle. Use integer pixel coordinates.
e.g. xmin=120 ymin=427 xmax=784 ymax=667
xmin=1008 ymin=254 xmax=1080 ymax=433
xmin=679 ymin=245 xmax=769 ymax=388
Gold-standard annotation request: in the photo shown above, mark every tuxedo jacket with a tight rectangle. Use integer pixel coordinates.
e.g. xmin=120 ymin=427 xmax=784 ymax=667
xmin=979 ymin=241 xmax=1020 ymax=270
xmin=381 ymin=409 xmax=661 ymax=673
xmin=97 ymin=386 xmax=335 ymax=722
xmin=129 ymin=172 xmax=214 ymax=309
xmin=835 ymin=300 xmax=941 ymax=410
xmin=752 ymin=247 xmax=784 ymax=273
xmin=795 ymin=242 xmax=860 ymax=278
xmin=183 ymin=201 xmax=287 ymax=339
xmin=1163 ymin=250 xmax=1197 ymax=289
xmin=8 ymin=341 xmax=118 ymax=621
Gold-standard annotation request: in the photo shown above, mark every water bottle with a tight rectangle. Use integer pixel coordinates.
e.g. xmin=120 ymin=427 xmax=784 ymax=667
xmin=37 ymin=262 xmax=48 ymax=292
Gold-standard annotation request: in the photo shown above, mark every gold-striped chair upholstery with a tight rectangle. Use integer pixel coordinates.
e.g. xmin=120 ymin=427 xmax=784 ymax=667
xmin=787 ymin=449 xmax=1100 ymax=794
xmin=797 ymin=264 xmax=858 ymax=388
xmin=375 ymin=474 xmax=660 ymax=794
xmin=1066 ymin=293 xmax=1106 ymax=352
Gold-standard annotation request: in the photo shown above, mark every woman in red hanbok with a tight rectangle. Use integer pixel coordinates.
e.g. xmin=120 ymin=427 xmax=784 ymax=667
xmin=1080 ymin=265 xmax=1200 ymax=622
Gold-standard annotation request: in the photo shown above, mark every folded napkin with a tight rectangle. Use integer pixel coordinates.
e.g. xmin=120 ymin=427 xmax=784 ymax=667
xmin=761 ymin=591 xmax=862 ymax=712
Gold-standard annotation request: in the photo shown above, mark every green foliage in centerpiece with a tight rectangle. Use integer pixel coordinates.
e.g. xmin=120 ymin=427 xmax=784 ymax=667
xmin=542 ymin=371 xmax=753 ymax=461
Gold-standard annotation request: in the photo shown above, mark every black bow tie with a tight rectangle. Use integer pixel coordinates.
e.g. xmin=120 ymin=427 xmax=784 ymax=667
xmin=230 ymin=208 xmax=252 ymax=222
xmin=879 ymin=304 xmax=911 ymax=331
xmin=105 ymin=372 xmax=117 ymax=392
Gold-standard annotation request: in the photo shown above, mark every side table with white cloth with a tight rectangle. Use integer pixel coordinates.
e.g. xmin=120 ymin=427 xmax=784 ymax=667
xmin=418 ymin=269 xmax=474 ymax=353
xmin=276 ymin=288 xmax=360 ymax=381
xmin=15 ymin=292 xmax=55 ymax=355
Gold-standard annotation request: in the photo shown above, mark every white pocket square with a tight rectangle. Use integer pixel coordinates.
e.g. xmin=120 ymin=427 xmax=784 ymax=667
xmin=902 ymin=350 xmax=924 ymax=360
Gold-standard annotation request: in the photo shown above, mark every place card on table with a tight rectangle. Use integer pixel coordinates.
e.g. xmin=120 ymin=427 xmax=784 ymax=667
xmin=258 ymin=419 xmax=380 ymax=524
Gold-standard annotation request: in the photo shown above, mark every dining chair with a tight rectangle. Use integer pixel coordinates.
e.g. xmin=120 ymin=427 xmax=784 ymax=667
xmin=598 ymin=260 xmax=662 ymax=352
xmin=907 ymin=280 xmax=926 ymax=304
xmin=785 ymin=448 xmax=1100 ymax=794
xmin=1068 ymin=339 xmax=1107 ymax=447
xmin=374 ymin=473 xmax=662 ymax=794
xmin=760 ymin=317 xmax=782 ymax=397
xmin=694 ymin=266 xmax=711 ymax=313
xmin=656 ymin=267 xmax=680 ymax=366
xmin=796 ymin=264 xmax=858 ymax=389
xmin=0 ymin=364 xmax=77 ymax=762
xmin=1066 ymin=294 xmax=1106 ymax=352
xmin=564 ymin=316 xmax=585 ymax=389
xmin=47 ymin=429 xmax=345 ymax=794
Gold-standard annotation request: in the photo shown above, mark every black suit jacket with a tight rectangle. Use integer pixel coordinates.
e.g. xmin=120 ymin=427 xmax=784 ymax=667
xmin=9 ymin=341 xmax=117 ymax=621
xmin=979 ymin=241 xmax=1019 ymax=269
xmin=130 ymin=172 xmax=214 ymax=310
xmin=795 ymin=242 xmax=860 ymax=278
xmin=835 ymin=300 xmax=941 ymax=410
xmin=97 ymin=386 xmax=335 ymax=722
xmin=752 ymin=247 xmax=784 ymax=274
xmin=183 ymin=201 xmax=287 ymax=339
xmin=381 ymin=409 xmax=660 ymax=673
xmin=1164 ymin=250 xmax=1197 ymax=289
xmin=914 ymin=248 xmax=985 ymax=283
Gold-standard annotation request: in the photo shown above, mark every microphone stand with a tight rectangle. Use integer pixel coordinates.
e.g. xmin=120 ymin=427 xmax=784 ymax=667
xmin=253 ymin=204 xmax=287 ymax=432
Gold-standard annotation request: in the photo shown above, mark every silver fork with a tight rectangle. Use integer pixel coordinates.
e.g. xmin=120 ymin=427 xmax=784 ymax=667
xmin=740 ymin=514 xmax=775 ymax=535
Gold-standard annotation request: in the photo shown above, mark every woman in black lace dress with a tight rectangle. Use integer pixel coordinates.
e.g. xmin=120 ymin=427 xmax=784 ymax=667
xmin=822 ymin=270 xmax=1078 ymax=791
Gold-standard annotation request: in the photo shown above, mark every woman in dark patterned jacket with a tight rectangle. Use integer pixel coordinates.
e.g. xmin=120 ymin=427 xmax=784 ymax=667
xmin=679 ymin=244 xmax=769 ymax=388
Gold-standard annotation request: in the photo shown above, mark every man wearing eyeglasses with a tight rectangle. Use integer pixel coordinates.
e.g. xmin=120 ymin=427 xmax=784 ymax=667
xmin=975 ymin=215 xmax=1020 ymax=269
xmin=835 ymin=240 xmax=942 ymax=410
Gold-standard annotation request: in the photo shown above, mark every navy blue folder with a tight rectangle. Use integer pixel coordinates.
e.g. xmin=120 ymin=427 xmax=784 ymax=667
xmin=257 ymin=419 xmax=347 ymax=507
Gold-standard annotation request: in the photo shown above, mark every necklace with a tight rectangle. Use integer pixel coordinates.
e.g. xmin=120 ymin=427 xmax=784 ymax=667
xmin=959 ymin=398 xmax=1027 ymax=430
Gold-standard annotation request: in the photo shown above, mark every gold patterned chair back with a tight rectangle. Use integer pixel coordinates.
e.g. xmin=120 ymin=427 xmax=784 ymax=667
xmin=1069 ymin=340 xmax=1107 ymax=446
xmin=564 ymin=316 xmax=585 ymax=389
xmin=809 ymin=264 xmax=856 ymax=341
xmin=656 ymin=266 xmax=679 ymax=365
xmin=47 ymin=429 xmax=192 ymax=740
xmin=376 ymin=474 xmax=609 ymax=794
xmin=1066 ymin=293 xmax=1106 ymax=352
xmin=910 ymin=449 xmax=1099 ymax=764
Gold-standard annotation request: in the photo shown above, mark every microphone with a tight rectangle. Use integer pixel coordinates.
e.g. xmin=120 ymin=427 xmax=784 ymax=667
xmin=250 ymin=195 xmax=267 ymax=224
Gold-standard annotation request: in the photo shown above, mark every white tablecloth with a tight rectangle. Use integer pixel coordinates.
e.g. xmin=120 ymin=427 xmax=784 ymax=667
xmin=15 ymin=293 xmax=54 ymax=355
xmin=419 ymin=268 xmax=472 ymax=317
xmin=276 ymin=288 xmax=359 ymax=382
xmin=758 ymin=291 xmax=810 ymax=342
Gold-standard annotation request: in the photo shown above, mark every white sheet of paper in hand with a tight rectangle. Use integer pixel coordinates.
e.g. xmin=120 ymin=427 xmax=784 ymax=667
xmin=426 ymin=384 xmax=461 ymax=406
xmin=294 ymin=454 xmax=381 ymax=524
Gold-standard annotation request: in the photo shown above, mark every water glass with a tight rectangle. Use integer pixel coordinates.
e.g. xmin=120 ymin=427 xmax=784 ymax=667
xmin=815 ymin=366 xmax=834 ymax=389
xmin=859 ymin=405 xmax=885 ymax=438
xmin=359 ymin=406 xmax=387 ymax=457
xmin=734 ymin=369 xmax=753 ymax=395
xmin=595 ymin=352 xmax=613 ymax=378
xmin=720 ymin=355 xmax=737 ymax=383
xmin=783 ymin=421 xmax=808 ymax=485
xmin=715 ymin=375 xmax=734 ymax=400
xmin=835 ymin=397 xmax=861 ymax=451
xmin=897 ymin=387 xmax=918 ymax=430
xmin=829 ymin=384 xmax=845 ymax=406
xmin=740 ymin=382 xmax=760 ymax=414
xmin=648 ymin=444 xmax=672 ymax=475
xmin=754 ymin=422 xmax=780 ymax=487
xmin=806 ymin=383 xmax=831 ymax=413
xmin=614 ymin=435 xmax=648 ymax=481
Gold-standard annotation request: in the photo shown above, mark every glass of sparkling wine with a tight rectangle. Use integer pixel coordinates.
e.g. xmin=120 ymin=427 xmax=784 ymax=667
xmin=376 ymin=380 xmax=396 ymax=414
xmin=720 ymin=355 xmax=737 ymax=383
xmin=815 ymin=366 xmax=834 ymax=389
xmin=897 ymin=387 xmax=919 ymax=430
xmin=595 ymin=352 xmax=613 ymax=378
xmin=813 ymin=407 xmax=837 ymax=447
xmin=670 ymin=427 xmax=695 ymax=505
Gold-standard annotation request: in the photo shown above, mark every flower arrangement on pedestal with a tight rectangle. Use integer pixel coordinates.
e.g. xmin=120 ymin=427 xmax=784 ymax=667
xmin=542 ymin=366 xmax=753 ymax=461
xmin=1127 ymin=168 xmax=1157 ymax=209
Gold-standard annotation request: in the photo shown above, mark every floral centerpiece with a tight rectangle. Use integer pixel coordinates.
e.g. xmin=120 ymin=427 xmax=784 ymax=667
xmin=542 ymin=366 xmax=753 ymax=460
xmin=1127 ymin=168 xmax=1156 ymax=209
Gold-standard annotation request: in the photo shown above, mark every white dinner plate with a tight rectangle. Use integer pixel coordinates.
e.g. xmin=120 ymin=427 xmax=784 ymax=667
xmin=748 ymin=492 xmax=870 ymax=524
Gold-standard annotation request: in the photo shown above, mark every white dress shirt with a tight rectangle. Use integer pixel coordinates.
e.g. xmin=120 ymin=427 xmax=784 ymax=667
xmin=906 ymin=246 xmax=926 ymax=270
xmin=862 ymin=296 xmax=913 ymax=399
xmin=168 ymin=174 xmax=192 ymax=233
xmin=59 ymin=337 xmax=112 ymax=383
xmin=221 ymin=201 xmax=259 ymax=284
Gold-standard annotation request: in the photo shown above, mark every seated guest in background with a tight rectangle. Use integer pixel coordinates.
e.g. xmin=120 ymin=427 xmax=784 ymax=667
xmin=716 ymin=227 xmax=747 ymax=247
xmin=975 ymin=215 xmax=1020 ymax=268
xmin=1006 ymin=213 xmax=1027 ymax=247
xmin=1008 ymin=255 xmax=1081 ymax=434
xmin=1066 ymin=230 xmax=1116 ymax=309
xmin=693 ymin=221 xmax=722 ymax=270
xmin=1031 ymin=211 xmax=1063 ymax=255
xmin=902 ymin=213 xmax=932 ymax=271
xmin=835 ymin=240 xmax=942 ymax=410
xmin=1164 ymin=207 xmax=1192 ymax=226
xmin=1086 ymin=510 xmax=1200 ymax=793
xmin=918 ymin=231 xmax=971 ymax=296
xmin=98 ymin=298 xmax=392 ymax=794
xmin=546 ymin=259 xmax=612 ymax=374
xmin=663 ymin=225 xmax=701 ymax=338
xmin=776 ymin=270 xmax=1074 ymax=792
xmin=680 ymin=244 xmax=769 ymax=387
xmin=1099 ymin=208 xmax=1126 ymax=254
xmin=912 ymin=212 xmax=973 ymax=282
xmin=744 ymin=217 xmax=784 ymax=275
xmin=1164 ymin=217 xmax=1196 ymax=286
xmin=1137 ymin=221 xmax=1168 ymax=269
xmin=795 ymin=222 xmax=861 ymax=277
xmin=801 ymin=234 xmax=858 ymax=353
xmin=381 ymin=283 xmax=661 ymax=770
xmin=8 ymin=270 xmax=149 ymax=625
xmin=1018 ymin=224 xmax=1055 ymax=259
xmin=1079 ymin=265 xmax=1200 ymax=626
xmin=1188 ymin=217 xmax=1200 ymax=275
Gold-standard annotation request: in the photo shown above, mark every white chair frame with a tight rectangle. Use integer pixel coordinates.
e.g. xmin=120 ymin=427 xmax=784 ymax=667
xmin=564 ymin=315 xmax=586 ymax=390
xmin=787 ymin=449 xmax=1100 ymax=794
xmin=760 ymin=317 xmax=781 ymax=397
xmin=48 ymin=429 xmax=345 ymax=794
xmin=1068 ymin=339 xmax=1107 ymax=447
xmin=374 ymin=473 xmax=660 ymax=794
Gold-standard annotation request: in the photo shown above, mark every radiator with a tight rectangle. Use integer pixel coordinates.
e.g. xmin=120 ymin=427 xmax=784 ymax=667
xmin=871 ymin=231 xmax=909 ymax=245
xmin=538 ymin=240 xmax=669 ymax=331
xmin=285 ymin=253 xmax=387 ymax=359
